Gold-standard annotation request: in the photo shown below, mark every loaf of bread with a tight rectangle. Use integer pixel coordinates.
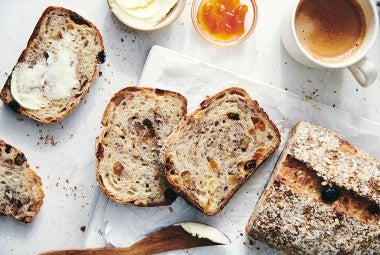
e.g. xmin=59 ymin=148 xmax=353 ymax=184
xmin=0 ymin=6 xmax=105 ymax=123
xmin=164 ymin=87 xmax=281 ymax=215
xmin=0 ymin=140 xmax=44 ymax=223
xmin=246 ymin=121 xmax=380 ymax=255
xmin=96 ymin=87 xmax=187 ymax=206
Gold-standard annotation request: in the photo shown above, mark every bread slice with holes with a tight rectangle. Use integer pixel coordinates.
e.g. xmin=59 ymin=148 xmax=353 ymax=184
xmin=0 ymin=6 xmax=105 ymax=123
xmin=164 ymin=87 xmax=281 ymax=215
xmin=0 ymin=140 xmax=44 ymax=223
xmin=96 ymin=87 xmax=187 ymax=206
xmin=246 ymin=121 xmax=380 ymax=255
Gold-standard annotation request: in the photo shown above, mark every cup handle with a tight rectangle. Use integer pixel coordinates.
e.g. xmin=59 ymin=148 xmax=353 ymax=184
xmin=347 ymin=57 xmax=377 ymax=87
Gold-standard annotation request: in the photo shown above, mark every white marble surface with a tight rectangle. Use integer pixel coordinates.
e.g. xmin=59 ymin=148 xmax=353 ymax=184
xmin=0 ymin=0 xmax=379 ymax=255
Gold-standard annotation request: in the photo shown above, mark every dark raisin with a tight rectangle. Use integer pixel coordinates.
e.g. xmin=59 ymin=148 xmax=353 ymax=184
xmin=227 ymin=113 xmax=240 ymax=120
xmin=164 ymin=188 xmax=178 ymax=202
xmin=14 ymin=153 xmax=26 ymax=166
xmin=143 ymin=119 xmax=153 ymax=129
xmin=5 ymin=144 xmax=12 ymax=154
xmin=43 ymin=52 xmax=49 ymax=60
xmin=244 ymin=160 xmax=257 ymax=171
xmin=155 ymin=88 xmax=165 ymax=95
xmin=367 ymin=203 xmax=380 ymax=215
xmin=321 ymin=186 xmax=341 ymax=203
xmin=96 ymin=144 xmax=104 ymax=160
xmin=8 ymin=100 xmax=20 ymax=112
xmin=96 ymin=50 xmax=106 ymax=64
xmin=69 ymin=13 xmax=90 ymax=26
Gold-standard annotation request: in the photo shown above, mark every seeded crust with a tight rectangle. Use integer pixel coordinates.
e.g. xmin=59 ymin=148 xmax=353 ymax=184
xmin=246 ymin=121 xmax=380 ymax=255
xmin=164 ymin=87 xmax=281 ymax=215
xmin=96 ymin=87 xmax=187 ymax=206
xmin=0 ymin=140 xmax=44 ymax=223
xmin=0 ymin=6 xmax=105 ymax=123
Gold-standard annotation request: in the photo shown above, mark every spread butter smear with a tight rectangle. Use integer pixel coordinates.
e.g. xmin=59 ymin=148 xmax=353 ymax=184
xmin=11 ymin=34 xmax=79 ymax=110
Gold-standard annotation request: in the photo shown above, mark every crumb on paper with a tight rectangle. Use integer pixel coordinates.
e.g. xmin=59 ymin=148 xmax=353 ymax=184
xmin=80 ymin=226 xmax=86 ymax=232
xmin=38 ymin=131 xmax=57 ymax=146
xmin=16 ymin=117 xmax=24 ymax=122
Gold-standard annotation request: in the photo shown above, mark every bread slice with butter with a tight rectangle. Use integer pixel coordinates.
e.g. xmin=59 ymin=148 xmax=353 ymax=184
xmin=164 ymin=87 xmax=281 ymax=215
xmin=246 ymin=121 xmax=380 ymax=254
xmin=0 ymin=6 xmax=105 ymax=123
xmin=0 ymin=140 xmax=44 ymax=223
xmin=96 ymin=87 xmax=187 ymax=206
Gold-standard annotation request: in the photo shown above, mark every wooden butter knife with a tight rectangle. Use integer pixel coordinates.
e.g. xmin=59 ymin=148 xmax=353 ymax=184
xmin=39 ymin=222 xmax=230 ymax=255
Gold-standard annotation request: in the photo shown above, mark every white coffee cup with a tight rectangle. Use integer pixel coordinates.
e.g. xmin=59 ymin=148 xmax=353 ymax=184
xmin=281 ymin=0 xmax=379 ymax=87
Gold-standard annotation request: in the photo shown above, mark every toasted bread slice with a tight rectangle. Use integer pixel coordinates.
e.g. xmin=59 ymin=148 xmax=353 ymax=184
xmin=0 ymin=140 xmax=44 ymax=223
xmin=246 ymin=121 xmax=380 ymax=255
xmin=164 ymin=87 xmax=281 ymax=215
xmin=0 ymin=6 xmax=105 ymax=123
xmin=96 ymin=87 xmax=187 ymax=206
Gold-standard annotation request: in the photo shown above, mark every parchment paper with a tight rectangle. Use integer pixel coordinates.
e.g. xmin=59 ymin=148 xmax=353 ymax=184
xmin=85 ymin=46 xmax=380 ymax=254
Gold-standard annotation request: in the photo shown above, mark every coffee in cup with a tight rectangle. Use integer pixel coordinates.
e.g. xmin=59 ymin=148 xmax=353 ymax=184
xmin=295 ymin=0 xmax=366 ymax=63
xmin=281 ymin=0 xmax=379 ymax=87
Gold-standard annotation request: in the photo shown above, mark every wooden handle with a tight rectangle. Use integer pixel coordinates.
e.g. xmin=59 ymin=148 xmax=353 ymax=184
xmin=39 ymin=247 xmax=139 ymax=255
xmin=39 ymin=225 xmax=220 ymax=255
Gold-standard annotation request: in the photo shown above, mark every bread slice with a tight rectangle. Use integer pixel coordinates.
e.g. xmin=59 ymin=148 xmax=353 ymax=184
xmin=0 ymin=6 xmax=105 ymax=123
xmin=246 ymin=121 xmax=380 ymax=255
xmin=164 ymin=87 xmax=281 ymax=215
xmin=0 ymin=140 xmax=44 ymax=223
xmin=96 ymin=87 xmax=187 ymax=206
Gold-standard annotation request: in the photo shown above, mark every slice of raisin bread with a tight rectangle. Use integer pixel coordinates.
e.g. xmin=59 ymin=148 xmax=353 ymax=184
xmin=0 ymin=6 xmax=105 ymax=123
xmin=0 ymin=140 xmax=44 ymax=223
xmin=246 ymin=121 xmax=380 ymax=254
xmin=96 ymin=87 xmax=187 ymax=206
xmin=164 ymin=87 xmax=281 ymax=215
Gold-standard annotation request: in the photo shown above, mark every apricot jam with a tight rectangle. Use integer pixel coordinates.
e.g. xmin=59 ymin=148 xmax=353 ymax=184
xmin=198 ymin=0 xmax=248 ymax=41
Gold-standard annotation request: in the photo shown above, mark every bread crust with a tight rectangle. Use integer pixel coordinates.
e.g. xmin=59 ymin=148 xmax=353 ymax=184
xmin=0 ymin=140 xmax=44 ymax=223
xmin=0 ymin=6 xmax=105 ymax=123
xmin=246 ymin=121 xmax=380 ymax=254
xmin=96 ymin=86 xmax=187 ymax=206
xmin=164 ymin=87 xmax=281 ymax=215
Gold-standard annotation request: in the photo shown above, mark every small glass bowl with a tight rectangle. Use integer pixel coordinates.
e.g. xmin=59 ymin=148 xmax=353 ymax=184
xmin=191 ymin=0 xmax=258 ymax=47
xmin=108 ymin=0 xmax=187 ymax=31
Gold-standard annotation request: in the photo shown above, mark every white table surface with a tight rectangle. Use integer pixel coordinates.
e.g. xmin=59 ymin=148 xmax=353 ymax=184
xmin=0 ymin=1 xmax=379 ymax=255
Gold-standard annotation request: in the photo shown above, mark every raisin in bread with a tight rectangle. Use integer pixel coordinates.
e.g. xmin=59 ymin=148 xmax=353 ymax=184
xmin=246 ymin=121 xmax=380 ymax=255
xmin=0 ymin=6 xmax=105 ymax=123
xmin=96 ymin=87 xmax=187 ymax=206
xmin=0 ymin=140 xmax=44 ymax=223
xmin=164 ymin=87 xmax=281 ymax=215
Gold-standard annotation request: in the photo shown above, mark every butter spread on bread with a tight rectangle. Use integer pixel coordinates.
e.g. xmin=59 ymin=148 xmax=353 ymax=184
xmin=0 ymin=140 xmax=44 ymax=223
xmin=164 ymin=87 xmax=280 ymax=215
xmin=246 ymin=121 xmax=380 ymax=255
xmin=0 ymin=6 xmax=105 ymax=123
xmin=96 ymin=87 xmax=187 ymax=206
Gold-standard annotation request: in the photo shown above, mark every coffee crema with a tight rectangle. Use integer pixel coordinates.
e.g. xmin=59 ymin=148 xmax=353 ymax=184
xmin=295 ymin=0 xmax=366 ymax=63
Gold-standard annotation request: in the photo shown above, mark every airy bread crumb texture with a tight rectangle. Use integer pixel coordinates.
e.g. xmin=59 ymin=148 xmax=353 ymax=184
xmin=96 ymin=87 xmax=187 ymax=206
xmin=0 ymin=140 xmax=44 ymax=223
xmin=165 ymin=87 xmax=280 ymax=215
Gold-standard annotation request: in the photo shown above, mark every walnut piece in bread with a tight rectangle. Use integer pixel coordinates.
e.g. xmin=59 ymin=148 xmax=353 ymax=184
xmin=96 ymin=87 xmax=187 ymax=206
xmin=0 ymin=6 xmax=105 ymax=123
xmin=246 ymin=121 xmax=380 ymax=255
xmin=164 ymin=87 xmax=281 ymax=215
xmin=0 ymin=140 xmax=44 ymax=223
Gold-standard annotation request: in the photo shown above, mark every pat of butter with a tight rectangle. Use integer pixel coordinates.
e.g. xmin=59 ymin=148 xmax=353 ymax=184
xmin=11 ymin=35 xmax=79 ymax=110
xmin=177 ymin=222 xmax=230 ymax=245
xmin=111 ymin=0 xmax=179 ymax=28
